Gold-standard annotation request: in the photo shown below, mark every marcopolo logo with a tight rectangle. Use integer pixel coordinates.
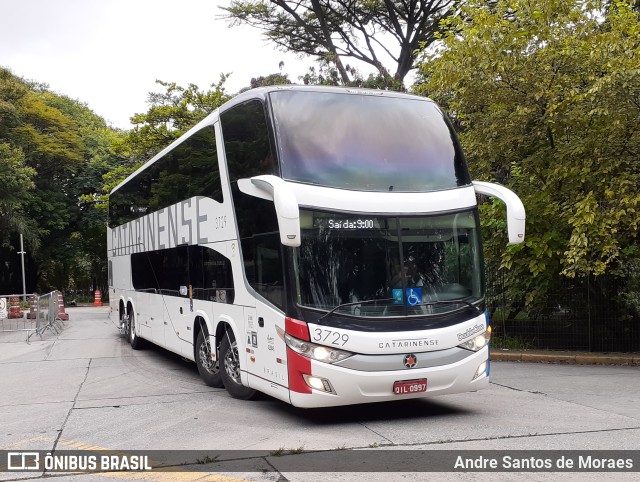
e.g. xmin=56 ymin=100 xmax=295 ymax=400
xmin=456 ymin=324 xmax=484 ymax=341
xmin=403 ymin=354 xmax=418 ymax=369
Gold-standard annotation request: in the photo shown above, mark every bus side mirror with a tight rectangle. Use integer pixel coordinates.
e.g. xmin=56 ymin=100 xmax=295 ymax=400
xmin=473 ymin=181 xmax=526 ymax=245
xmin=237 ymin=175 xmax=301 ymax=247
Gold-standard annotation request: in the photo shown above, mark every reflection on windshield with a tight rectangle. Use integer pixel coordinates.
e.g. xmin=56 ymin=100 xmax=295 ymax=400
xmin=295 ymin=210 xmax=483 ymax=317
xmin=269 ymin=90 xmax=470 ymax=191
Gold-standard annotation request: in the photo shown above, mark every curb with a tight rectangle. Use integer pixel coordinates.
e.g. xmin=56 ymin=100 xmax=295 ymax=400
xmin=490 ymin=350 xmax=640 ymax=366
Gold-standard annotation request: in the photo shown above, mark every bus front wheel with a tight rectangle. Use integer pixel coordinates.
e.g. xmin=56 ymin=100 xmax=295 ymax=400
xmin=220 ymin=332 xmax=255 ymax=400
xmin=196 ymin=330 xmax=223 ymax=388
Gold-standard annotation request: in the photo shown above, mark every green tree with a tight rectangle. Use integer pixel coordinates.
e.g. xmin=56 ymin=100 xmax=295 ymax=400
xmin=222 ymin=0 xmax=454 ymax=88
xmin=114 ymin=76 xmax=231 ymax=167
xmin=0 ymin=143 xmax=35 ymax=245
xmin=101 ymin=77 xmax=232 ymax=210
xmin=298 ymin=58 xmax=396 ymax=88
xmin=417 ymin=0 xmax=640 ymax=317
xmin=242 ymin=72 xmax=292 ymax=91
xmin=0 ymin=67 xmax=122 ymax=294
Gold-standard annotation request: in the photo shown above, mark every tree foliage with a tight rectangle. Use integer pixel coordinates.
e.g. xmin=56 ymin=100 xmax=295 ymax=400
xmin=0 ymin=143 xmax=35 ymax=246
xmin=222 ymin=0 xmax=454 ymax=87
xmin=242 ymin=72 xmax=292 ymax=91
xmin=122 ymin=77 xmax=230 ymax=162
xmin=0 ymin=67 xmax=123 ymax=294
xmin=104 ymin=76 xmax=232 ymax=200
xmin=417 ymin=0 xmax=640 ymax=313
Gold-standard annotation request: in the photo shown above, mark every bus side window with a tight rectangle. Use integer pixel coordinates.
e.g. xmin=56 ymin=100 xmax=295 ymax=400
xmin=201 ymin=247 xmax=235 ymax=304
xmin=109 ymin=125 xmax=222 ymax=228
xmin=220 ymin=99 xmax=279 ymax=182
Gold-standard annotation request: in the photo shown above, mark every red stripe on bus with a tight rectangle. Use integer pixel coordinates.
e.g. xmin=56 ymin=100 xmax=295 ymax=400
xmin=287 ymin=347 xmax=312 ymax=394
xmin=285 ymin=317 xmax=310 ymax=341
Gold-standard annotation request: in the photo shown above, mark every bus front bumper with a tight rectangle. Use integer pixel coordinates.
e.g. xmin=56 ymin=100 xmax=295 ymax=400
xmin=289 ymin=346 xmax=489 ymax=408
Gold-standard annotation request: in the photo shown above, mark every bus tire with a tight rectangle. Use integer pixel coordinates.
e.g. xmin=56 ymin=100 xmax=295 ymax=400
xmin=220 ymin=332 xmax=255 ymax=400
xmin=196 ymin=330 xmax=223 ymax=388
xmin=121 ymin=310 xmax=129 ymax=338
xmin=129 ymin=312 xmax=142 ymax=350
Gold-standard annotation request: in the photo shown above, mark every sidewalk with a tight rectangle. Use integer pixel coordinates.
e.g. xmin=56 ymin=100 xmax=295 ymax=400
xmin=491 ymin=349 xmax=640 ymax=365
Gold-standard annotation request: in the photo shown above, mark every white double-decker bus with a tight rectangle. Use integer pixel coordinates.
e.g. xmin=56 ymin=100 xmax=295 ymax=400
xmin=108 ymin=86 xmax=525 ymax=408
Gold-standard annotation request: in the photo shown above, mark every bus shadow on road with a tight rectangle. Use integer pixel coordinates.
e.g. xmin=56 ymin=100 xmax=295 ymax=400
xmin=268 ymin=397 xmax=472 ymax=425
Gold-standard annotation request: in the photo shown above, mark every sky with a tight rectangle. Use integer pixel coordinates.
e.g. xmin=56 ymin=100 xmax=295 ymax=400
xmin=0 ymin=0 xmax=314 ymax=129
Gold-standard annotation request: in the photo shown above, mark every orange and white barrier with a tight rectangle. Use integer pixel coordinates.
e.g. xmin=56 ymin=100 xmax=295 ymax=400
xmin=8 ymin=295 xmax=23 ymax=319
xmin=57 ymin=292 xmax=69 ymax=321
xmin=26 ymin=294 xmax=37 ymax=319
xmin=93 ymin=289 xmax=102 ymax=307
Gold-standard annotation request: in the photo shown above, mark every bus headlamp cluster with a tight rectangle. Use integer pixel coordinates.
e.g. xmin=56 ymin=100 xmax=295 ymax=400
xmin=284 ymin=332 xmax=353 ymax=363
xmin=458 ymin=327 xmax=491 ymax=352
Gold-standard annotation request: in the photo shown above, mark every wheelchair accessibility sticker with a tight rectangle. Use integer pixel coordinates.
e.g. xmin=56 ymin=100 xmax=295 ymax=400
xmin=392 ymin=288 xmax=423 ymax=306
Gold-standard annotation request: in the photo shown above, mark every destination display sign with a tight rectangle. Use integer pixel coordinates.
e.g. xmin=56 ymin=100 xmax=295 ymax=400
xmin=314 ymin=218 xmax=377 ymax=229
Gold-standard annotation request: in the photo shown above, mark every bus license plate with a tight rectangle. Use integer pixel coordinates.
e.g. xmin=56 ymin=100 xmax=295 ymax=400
xmin=393 ymin=379 xmax=427 ymax=395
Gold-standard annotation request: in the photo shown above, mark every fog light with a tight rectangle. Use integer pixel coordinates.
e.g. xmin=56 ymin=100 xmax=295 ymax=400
xmin=473 ymin=360 xmax=488 ymax=380
xmin=302 ymin=374 xmax=335 ymax=394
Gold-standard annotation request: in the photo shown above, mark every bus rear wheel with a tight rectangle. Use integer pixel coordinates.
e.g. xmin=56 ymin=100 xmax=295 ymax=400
xmin=129 ymin=312 xmax=142 ymax=349
xmin=220 ymin=332 xmax=255 ymax=400
xmin=196 ymin=330 xmax=223 ymax=388
xmin=120 ymin=310 xmax=129 ymax=337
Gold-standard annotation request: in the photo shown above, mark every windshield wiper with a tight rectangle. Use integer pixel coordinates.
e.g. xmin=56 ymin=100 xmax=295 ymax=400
xmin=420 ymin=299 xmax=483 ymax=314
xmin=317 ymin=298 xmax=396 ymax=322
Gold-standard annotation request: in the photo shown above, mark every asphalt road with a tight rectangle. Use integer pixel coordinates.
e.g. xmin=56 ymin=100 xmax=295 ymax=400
xmin=1 ymin=307 xmax=639 ymax=481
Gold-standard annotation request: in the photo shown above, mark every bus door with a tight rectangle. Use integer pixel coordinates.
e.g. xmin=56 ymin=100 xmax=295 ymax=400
xmin=246 ymin=236 xmax=289 ymax=388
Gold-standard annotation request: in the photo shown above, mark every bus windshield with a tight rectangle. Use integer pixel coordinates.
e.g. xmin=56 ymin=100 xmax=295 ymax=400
xmin=269 ymin=90 xmax=470 ymax=192
xmin=294 ymin=209 xmax=483 ymax=317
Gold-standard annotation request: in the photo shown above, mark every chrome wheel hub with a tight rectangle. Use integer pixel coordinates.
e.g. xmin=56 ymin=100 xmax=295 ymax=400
xmin=224 ymin=341 xmax=241 ymax=383
xmin=199 ymin=340 xmax=218 ymax=374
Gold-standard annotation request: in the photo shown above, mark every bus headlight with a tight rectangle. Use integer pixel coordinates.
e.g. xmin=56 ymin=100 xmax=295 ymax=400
xmin=283 ymin=333 xmax=353 ymax=363
xmin=458 ymin=326 xmax=491 ymax=352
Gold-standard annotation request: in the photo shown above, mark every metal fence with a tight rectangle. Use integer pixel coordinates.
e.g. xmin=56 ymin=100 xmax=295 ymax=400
xmin=486 ymin=270 xmax=640 ymax=353
xmin=31 ymin=291 xmax=65 ymax=340
xmin=0 ymin=291 xmax=65 ymax=342
xmin=0 ymin=293 xmax=34 ymax=341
